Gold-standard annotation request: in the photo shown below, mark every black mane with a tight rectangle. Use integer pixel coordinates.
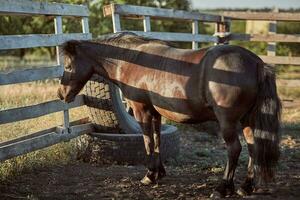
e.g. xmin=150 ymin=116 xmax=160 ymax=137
xmin=95 ymin=32 xmax=173 ymax=48
xmin=62 ymin=32 xmax=173 ymax=57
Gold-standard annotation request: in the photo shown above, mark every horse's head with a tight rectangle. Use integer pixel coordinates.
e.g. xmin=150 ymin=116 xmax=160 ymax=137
xmin=57 ymin=40 xmax=94 ymax=103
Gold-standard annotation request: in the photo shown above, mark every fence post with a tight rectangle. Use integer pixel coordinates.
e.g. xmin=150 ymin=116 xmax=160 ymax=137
xmin=267 ymin=8 xmax=278 ymax=57
xmin=214 ymin=16 xmax=230 ymax=45
xmin=143 ymin=16 xmax=151 ymax=32
xmin=192 ymin=20 xmax=199 ymax=49
xmin=81 ymin=17 xmax=90 ymax=33
xmin=54 ymin=16 xmax=70 ymax=132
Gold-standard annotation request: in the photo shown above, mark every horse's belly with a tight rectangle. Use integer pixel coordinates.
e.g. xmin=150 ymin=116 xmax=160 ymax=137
xmin=154 ymin=105 xmax=216 ymax=123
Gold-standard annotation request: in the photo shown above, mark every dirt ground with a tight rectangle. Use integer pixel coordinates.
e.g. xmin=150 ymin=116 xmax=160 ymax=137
xmin=0 ymin=127 xmax=299 ymax=200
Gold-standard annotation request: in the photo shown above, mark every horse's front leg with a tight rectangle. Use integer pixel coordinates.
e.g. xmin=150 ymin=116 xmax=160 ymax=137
xmin=131 ymin=106 xmax=155 ymax=185
xmin=152 ymin=114 xmax=166 ymax=180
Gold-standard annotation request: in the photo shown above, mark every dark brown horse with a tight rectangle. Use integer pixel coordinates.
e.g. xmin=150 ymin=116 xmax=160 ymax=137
xmin=57 ymin=32 xmax=281 ymax=197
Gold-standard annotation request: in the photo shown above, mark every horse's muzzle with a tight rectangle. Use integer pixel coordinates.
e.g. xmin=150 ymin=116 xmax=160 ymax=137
xmin=57 ymin=88 xmax=64 ymax=101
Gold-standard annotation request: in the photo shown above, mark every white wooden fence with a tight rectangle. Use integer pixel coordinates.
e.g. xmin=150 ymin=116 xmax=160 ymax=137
xmin=0 ymin=0 xmax=94 ymax=161
xmin=104 ymin=4 xmax=300 ymax=65
xmin=103 ymin=4 xmax=226 ymax=49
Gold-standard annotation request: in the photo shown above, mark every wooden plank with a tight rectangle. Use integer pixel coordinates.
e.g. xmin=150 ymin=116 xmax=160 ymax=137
xmin=130 ymin=31 xmax=218 ymax=43
xmin=221 ymin=11 xmax=300 ymax=21
xmin=192 ymin=20 xmax=198 ymax=49
xmin=143 ymin=16 xmax=151 ymax=32
xmin=54 ymin=16 xmax=64 ymax=66
xmin=267 ymin=8 xmax=278 ymax=56
xmin=0 ymin=95 xmax=85 ymax=125
xmin=229 ymin=33 xmax=300 ymax=43
xmin=0 ymin=33 xmax=92 ymax=50
xmin=104 ymin=4 xmax=224 ymax=22
xmin=54 ymin=16 xmax=71 ymax=129
xmin=0 ymin=0 xmax=89 ymax=16
xmin=112 ymin=13 xmax=121 ymax=32
xmin=267 ymin=19 xmax=277 ymax=56
xmin=0 ymin=65 xmax=63 ymax=85
xmin=260 ymin=56 xmax=300 ymax=65
xmin=0 ymin=118 xmax=89 ymax=147
xmin=0 ymin=123 xmax=94 ymax=161
xmin=81 ymin=17 xmax=90 ymax=33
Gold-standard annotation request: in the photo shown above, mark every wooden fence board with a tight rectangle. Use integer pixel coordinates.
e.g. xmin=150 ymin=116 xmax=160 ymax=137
xmin=0 ymin=95 xmax=85 ymax=125
xmin=130 ymin=31 xmax=218 ymax=43
xmin=0 ymin=65 xmax=63 ymax=85
xmin=0 ymin=0 xmax=89 ymax=16
xmin=230 ymin=33 xmax=300 ymax=43
xmin=221 ymin=11 xmax=300 ymax=21
xmin=104 ymin=4 xmax=224 ymax=22
xmin=0 ymin=123 xmax=93 ymax=161
xmin=0 ymin=118 xmax=89 ymax=147
xmin=0 ymin=33 xmax=92 ymax=50
xmin=260 ymin=56 xmax=300 ymax=65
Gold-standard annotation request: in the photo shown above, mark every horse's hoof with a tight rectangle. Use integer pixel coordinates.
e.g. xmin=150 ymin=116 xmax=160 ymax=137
xmin=140 ymin=176 xmax=155 ymax=186
xmin=158 ymin=170 xmax=166 ymax=180
xmin=237 ymin=187 xmax=248 ymax=197
xmin=237 ymin=178 xmax=254 ymax=196
xmin=210 ymin=191 xmax=222 ymax=199
xmin=214 ymin=180 xmax=235 ymax=197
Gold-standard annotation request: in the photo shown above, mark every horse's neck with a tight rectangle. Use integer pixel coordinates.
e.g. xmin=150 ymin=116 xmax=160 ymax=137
xmin=93 ymin=42 xmax=140 ymax=83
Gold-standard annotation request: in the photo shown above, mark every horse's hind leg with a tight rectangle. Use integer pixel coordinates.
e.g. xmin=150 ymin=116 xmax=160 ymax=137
xmin=237 ymin=125 xmax=255 ymax=196
xmin=212 ymin=115 xmax=242 ymax=197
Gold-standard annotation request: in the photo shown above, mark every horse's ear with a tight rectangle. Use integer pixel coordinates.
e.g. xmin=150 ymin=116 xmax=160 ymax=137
xmin=63 ymin=40 xmax=81 ymax=56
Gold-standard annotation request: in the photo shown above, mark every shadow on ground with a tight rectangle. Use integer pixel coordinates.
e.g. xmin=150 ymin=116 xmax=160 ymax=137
xmin=0 ymin=125 xmax=299 ymax=200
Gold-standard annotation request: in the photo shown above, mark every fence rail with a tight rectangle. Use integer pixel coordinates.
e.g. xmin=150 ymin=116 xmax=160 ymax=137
xmin=221 ymin=11 xmax=300 ymax=21
xmin=0 ymin=65 xmax=63 ymax=85
xmin=104 ymin=4 xmax=300 ymax=65
xmin=0 ymin=0 xmax=89 ymax=16
xmin=103 ymin=4 xmax=226 ymax=22
xmin=0 ymin=95 xmax=85 ymax=125
xmin=229 ymin=33 xmax=300 ymax=43
xmin=0 ymin=0 xmax=92 ymax=162
xmin=0 ymin=33 xmax=91 ymax=50
xmin=0 ymin=122 xmax=93 ymax=161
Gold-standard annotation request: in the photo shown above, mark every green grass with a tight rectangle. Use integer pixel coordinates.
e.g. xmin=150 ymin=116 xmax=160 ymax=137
xmin=0 ymin=55 xmax=55 ymax=72
xmin=278 ymin=86 xmax=300 ymax=99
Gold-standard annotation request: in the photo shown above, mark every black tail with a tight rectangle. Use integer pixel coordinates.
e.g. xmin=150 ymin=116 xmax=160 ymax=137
xmin=250 ymin=64 xmax=281 ymax=182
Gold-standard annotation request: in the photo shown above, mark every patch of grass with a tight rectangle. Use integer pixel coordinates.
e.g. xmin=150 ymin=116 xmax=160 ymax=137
xmin=0 ymin=55 xmax=55 ymax=72
xmin=0 ymin=141 xmax=77 ymax=182
xmin=278 ymin=73 xmax=300 ymax=80
xmin=278 ymin=86 xmax=300 ymax=99
xmin=277 ymin=65 xmax=300 ymax=73
xmin=0 ymin=80 xmax=88 ymax=181
xmin=282 ymin=107 xmax=300 ymax=127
